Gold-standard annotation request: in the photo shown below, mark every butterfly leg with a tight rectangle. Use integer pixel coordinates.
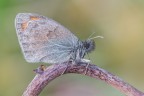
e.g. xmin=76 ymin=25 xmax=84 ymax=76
xmin=81 ymin=59 xmax=90 ymax=75
xmin=60 ymin=61 xmax=70 ymax=75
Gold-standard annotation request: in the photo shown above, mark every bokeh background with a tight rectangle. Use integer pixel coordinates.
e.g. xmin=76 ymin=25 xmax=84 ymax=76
xmin=0 ymin=0 xmax=144 ymax=96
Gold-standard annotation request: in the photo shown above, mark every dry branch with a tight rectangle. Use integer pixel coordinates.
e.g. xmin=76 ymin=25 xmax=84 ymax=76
xmin=22 ymin=62 xmax=144 ymax=96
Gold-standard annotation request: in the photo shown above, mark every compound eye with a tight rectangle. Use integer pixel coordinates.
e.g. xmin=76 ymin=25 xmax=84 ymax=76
xmin=83 ymin=40 xmax=95 ymax=53
xmin=84 ymin=43 xmax=90 ymax=49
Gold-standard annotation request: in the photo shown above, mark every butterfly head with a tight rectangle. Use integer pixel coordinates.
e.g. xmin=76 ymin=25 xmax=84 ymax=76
xmin=83 ymin=39 xmax=95 ymax=53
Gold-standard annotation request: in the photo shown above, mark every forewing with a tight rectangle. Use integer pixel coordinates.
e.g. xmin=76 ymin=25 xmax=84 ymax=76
xmin=15 ymin=13 xmax=78 ymax=63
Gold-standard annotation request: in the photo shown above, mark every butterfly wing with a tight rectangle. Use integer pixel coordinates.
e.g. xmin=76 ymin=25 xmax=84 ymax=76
xmin=15 ymin=13 xmax=78 ymax=63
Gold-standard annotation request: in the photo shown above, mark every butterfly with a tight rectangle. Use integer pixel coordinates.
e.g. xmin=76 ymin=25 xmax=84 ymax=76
xmin=15 ymin=13 xmax=97 ymax=64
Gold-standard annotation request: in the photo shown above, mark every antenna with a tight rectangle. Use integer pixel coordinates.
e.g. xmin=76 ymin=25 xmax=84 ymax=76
xmin=89 ymin=36 xmax=104 ymax=40
xmin=88 ymin=32 xmax=96 ymax=39
xmin=88 ymin=32 xmax=104 ymax=40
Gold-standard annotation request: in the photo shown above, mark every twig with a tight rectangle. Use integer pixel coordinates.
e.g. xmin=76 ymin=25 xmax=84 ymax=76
xmin=22 ymin=62 xmax=144 ymax=96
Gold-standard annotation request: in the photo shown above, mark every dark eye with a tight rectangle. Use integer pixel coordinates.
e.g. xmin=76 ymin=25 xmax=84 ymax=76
xmin=84 ymin=43 xmax=90 ymax=49
xmin=83 ymin=40 xmax=95 ymax=53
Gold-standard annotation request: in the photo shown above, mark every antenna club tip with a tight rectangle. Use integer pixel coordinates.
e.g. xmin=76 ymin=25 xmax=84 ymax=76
xmin=96 ymin=36 xmax=104 ymax=38
xmin=89 ymin=36 xmax=104 ymax=40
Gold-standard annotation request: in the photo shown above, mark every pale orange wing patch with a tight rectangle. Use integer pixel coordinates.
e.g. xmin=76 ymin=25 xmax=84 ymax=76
xmin=21 ymin=16 xmax=40 ymax=31
xmin=30 ymin=16 xmax=40 ymax=20
xmin=21 ymin=22 xmax=28 ymax=31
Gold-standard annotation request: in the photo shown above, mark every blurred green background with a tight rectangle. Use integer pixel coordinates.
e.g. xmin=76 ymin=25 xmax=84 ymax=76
xmin=0 ymin=0 xmax=144 ymax=96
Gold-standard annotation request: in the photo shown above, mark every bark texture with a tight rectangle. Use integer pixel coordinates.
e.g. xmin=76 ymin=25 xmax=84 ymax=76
xmin=22 ymin=62 xmax=144 ymax=96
